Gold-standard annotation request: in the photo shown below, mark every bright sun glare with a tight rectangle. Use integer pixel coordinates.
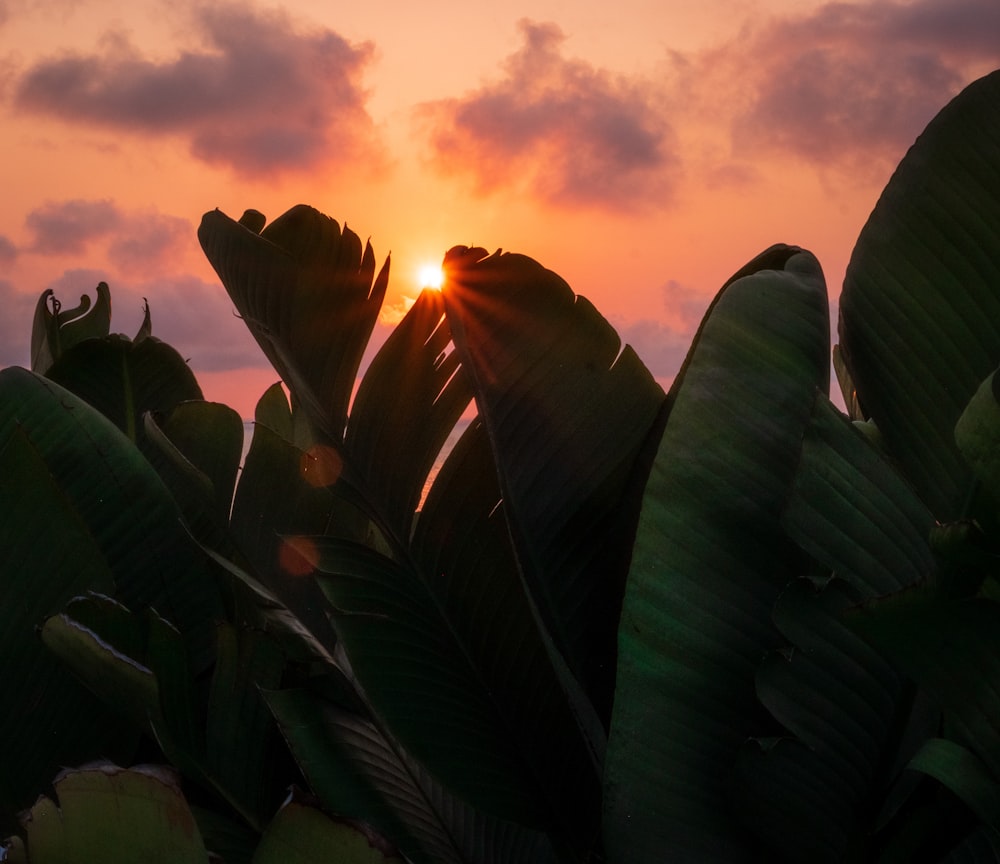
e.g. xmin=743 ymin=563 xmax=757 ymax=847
xmin=417 ymin=262 xmax=445 ymax=290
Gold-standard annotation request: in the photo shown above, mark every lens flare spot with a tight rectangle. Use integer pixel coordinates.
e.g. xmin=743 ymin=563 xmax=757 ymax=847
xmin=300 ymin=444 xmax=343 ymax=488
xmin=278 ymin=536 xmax=319 ymax=577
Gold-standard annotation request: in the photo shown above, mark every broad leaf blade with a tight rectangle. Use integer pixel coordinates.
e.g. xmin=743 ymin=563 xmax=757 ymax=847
xmin=253 ymin=796 xmax=403 ymax=864
xmin=441 ymin=246 xmax=665 ymax=722
xmin=0 ymin=429 xmax=132 ymax=828
xmin=839 ymin=70 xmax=1000 ymax=521
xmin=783 ymin=395 xmax=936 ymax=598
xmin=345 ymin=288 xmax=472 ymax=542
xmin=266 ymin=687 xmax=558 ymax=864
xmin=0 ymin=367 xmax=223 ymax=642
xmin=18 ymin=763 xmax=209 ymax=864
xmin=604 ymin=247 xmax=830 ymax=861
xmin=46 ymin=336 xmax=203 ymax=444
xmin=198 ymin=206 xmax=388 ymax=440
xmin=733 ymin=579 xmax=913 ymax=862
xmin=30 ymin=282 xmax=111 ymax=375
xmin=850 ymin=595 xmax=1000 ymax=782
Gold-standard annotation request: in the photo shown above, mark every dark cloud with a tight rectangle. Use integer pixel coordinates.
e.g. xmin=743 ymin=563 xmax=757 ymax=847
xmin=418 ymin=19 xmax=677 ymax=210
xmin=108 ymin=212 xmax=192 ymax=272
xmin=23 ymin=200 xmax=193 ymax=272
xmin=13 ymin=3 xmax=381 ymax=175
xmin=0 ymin=235 xmax=17 ymax=263
xmin=0 ymin=281 xmax=36 ymax=367
xmin=730 ymin=0 xmax=1000 ymax=168
xmin=25 ymin=199 xmax=122 ymax=254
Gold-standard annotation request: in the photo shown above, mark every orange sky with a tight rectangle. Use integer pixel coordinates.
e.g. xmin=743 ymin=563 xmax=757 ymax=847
xmin=1 ymin=0 xmax=997 ymax=417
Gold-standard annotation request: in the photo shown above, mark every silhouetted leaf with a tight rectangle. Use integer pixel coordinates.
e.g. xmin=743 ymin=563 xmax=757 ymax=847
xmin=442 ymin=246 xmax=665 ymax=725
xmin=198 ymin=206 xmax=387 ymax=441
xmin=839 ymin=70 xmax=1000 ymax=520
xmin=15 ymin=763 xmax=209 ymax=864
xmin=605 ymin=246 xmax=829 ymax=862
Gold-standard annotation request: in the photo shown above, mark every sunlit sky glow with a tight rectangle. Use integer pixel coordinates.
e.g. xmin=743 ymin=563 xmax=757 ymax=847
xmin=1 ymin=0 xmax=997 ymax=416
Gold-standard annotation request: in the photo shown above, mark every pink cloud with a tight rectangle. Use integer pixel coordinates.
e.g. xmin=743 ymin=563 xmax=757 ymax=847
xmin=108 ymin=212 xmax=192 ymax=272
xmin=25 ymin=199 xmax=122 ymax=254
xmin=728 ymin=0 xmax=1000 ymax=170
xmin=0 ymin=234 xmax=17 ymax=262
xmin=23 ymin=200 xmax=194 ymax=273
xmin=13 ymin=3 xmax=381 ymax=176
xmin=417 ymin=19 xmax=677 ymax=210
xmin=612 ymin=317 xmax=695 ymax=380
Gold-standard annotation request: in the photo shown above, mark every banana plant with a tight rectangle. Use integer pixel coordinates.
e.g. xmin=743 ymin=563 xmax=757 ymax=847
xmin=2 ymin=63 xmax=998 ymax=864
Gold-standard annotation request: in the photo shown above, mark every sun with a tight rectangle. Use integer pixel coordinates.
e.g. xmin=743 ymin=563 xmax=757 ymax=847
xmin=417 ymin=262 xmax=445 ymax=291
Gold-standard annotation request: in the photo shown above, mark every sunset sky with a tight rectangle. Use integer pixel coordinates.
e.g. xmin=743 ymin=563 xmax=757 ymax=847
xmin=1 ymin=0 xmax=997 ymax=417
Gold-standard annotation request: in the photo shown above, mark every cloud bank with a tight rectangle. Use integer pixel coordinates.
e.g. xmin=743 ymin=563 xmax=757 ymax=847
xmin=418 ymin=19 xmax=677 ymax=210
xmin=14 ymin=3 xmax=381 ymax=175
xmin=24 ymin=199 xmax=191 ymax=271
xmin=727 ymin=0 xmax=1000 ymax=169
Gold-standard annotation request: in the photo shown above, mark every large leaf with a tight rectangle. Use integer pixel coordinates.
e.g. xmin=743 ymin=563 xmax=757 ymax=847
xmin=253 ymin=794 xmax=402 ymax=864
xmin=345 ymin=288 xmax=472 ymax=543
xmin=266 ymin=687 xmax=557 ymax=864
xmin=309 ymin=419 xmax=601 ymax=855
xmin=733 ymin=578 xmax=913 ymax=862
xmin=30 ymin=281 xmax=111 ymax=375
xmin=203 ymin=207 xmax=600 ymax=854
xmin=12 ymin=763 xmax=209 ymax=864
xmin=730 ymin=394 xmax=940 ymax=859
xmin=782 ymin=396 xmax=937 ymax=597
xmin=41 ymin=594 xmax=294 ymax=830
xmin=142 ymin=400 xmax=244 ymax=549
xmin=0 ymin=429 xmax=134 ymax=829
xmin=850 ymin=594 xmax=1000 ymax=784
xmin=604 ymin=246 xmax=830 ymax=862
xmin=838 ymin=70 xmax=1000 ymax=520
xmin=198 ymin=205 xmax=388 ymax=440
xmin=0 ymin=367 xmax=223 ymax=641
xmin=46 ymin=335 xmax=202 ymax=444
xmin=441 ymin=247 xmax=666 ymax=721
xmin=230 ymin=387 xmax=361 ymax=653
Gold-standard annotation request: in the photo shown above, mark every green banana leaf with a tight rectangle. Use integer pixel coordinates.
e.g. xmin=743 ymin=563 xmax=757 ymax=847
xmin=733 ymin=578 xmax=912 ymax=862
xmin=252 ymin=794 xmax=402 ymax=863
xmin=441 ymin=246 xmax=666 ymax=722
xmin=143 ymin=400 xmax=244 ymax=529
xmin=198 ymin=205 xmax=387 ymax=441
xmin=850 ymin=594 xmax=1000 ymax=785
xmin=907 ymin=738 xmax=1000 ymax=834
xmin=0 ymin=368 xmax=223 ymax=640
xmin=40 ymin=594 xmax=293 ymax=831
xmin=308 ymin=428 xmax=600 ymax=856
xmin=0 ymin=429 xmax=133 ymax=829
xmin=30 ymin=281 xmax=111 ymax=375
xmin=783 ymin=396 xmax=937 ymax=597
xmin=604 ymin=246 xmax=830 ymax=862
xmin=345 ymin=287 xmax=472 ymax=543
xmin=838 ymin=69 xmax=1000 ymax=521
xmin=729 ymin=394 xmax=940 ymax=859
xmin=266 ymin=687 xmax=558 ymax=864
xmin=955 ymin=368 xmax=1000 ymax=526
xmin=10 ymin=763 xmax=209 ymax=864
xmin=201 ymin=206 xmax=603 ymax=856
xmin=230 ymin=387 xmax=367 ymax=653
xmin=46 ymin=334 xmax=203 ymax=444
